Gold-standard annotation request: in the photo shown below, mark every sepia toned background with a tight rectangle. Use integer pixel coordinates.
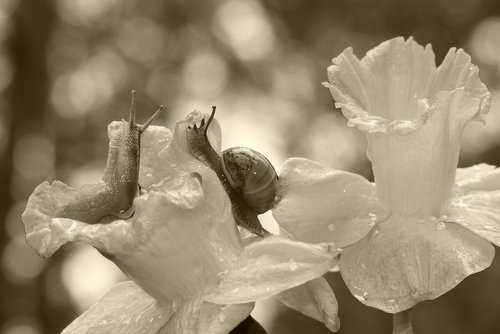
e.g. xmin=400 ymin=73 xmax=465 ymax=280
xmin=1 ymin=0 xmax=500 ymax=333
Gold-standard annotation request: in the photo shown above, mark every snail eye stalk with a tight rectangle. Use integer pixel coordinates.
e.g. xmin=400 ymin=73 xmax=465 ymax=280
xmin=186 ymin=107 xmax=273 ymax=237
xmin=186 ymin=107 xmax=220 ymax=171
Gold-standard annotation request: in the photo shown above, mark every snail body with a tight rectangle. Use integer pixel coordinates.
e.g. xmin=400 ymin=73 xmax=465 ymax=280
xmin=55 ymin=91 xmax=163 ymax=224
xmin=186 ymin=108 xmax=278 ymax=237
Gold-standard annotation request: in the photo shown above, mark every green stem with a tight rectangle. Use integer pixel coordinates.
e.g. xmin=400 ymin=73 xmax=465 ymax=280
xmin=393 ymin=309 xmax=413 ymax=334
xmin=231 ymin=316 xmax=267 ymax=334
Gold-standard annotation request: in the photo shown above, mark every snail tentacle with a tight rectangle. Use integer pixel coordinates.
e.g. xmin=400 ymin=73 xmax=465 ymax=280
xmin=139 ymin=105 xmax=163 ymax=134
xmin=186 ymin=106 xmax=222 ymax=173
xmin=128 ymin=90 xmax=137 ymax=130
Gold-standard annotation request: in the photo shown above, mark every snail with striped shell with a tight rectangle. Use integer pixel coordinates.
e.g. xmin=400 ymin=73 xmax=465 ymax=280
xmin=54 ymin=91 xmax=163 ymax=224
xmin=186 ymin=107 xmax=278 ymax=237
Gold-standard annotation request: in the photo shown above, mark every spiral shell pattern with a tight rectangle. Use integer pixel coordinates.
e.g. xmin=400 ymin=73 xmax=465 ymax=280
xmin=221 ymin=147 xmax=278 ymax=214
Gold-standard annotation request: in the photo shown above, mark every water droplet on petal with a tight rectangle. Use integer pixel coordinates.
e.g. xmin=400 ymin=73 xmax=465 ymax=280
xmin=436 ymin=221 xmax=446 ymax=230
xmin=354 ymin=294 xmax=366 ymax=302
xmin=386 ymin=299 xmax=398 ymax=309
xmin=354 ymin=291 xmax=369 ymax=302
xmin=328 ymin=224 xmax=336 ymax=232
xmin=326 ymin=243 xmax=337 ymax=252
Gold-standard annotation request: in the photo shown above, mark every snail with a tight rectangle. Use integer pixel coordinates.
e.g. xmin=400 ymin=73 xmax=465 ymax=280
xmin=186 ymin=107 xmax=278 ymax=237
xmin=54 ymin=91 xmax=163 ymax=224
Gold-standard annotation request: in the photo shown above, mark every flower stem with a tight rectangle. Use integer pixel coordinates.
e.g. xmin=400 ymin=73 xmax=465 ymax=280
xmin=231 ymin=316 xmax=267 ymax=334
xmin=393 ymin=309 xmax=413 ymax=334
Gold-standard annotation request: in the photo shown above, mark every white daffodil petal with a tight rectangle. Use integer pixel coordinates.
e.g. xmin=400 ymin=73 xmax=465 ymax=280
xmin=206 ymin=236 xmax=338 ymax=304
xmin=138 ymin=125 xmax=172 ymax=189
xmin=273 ymin=158 xmax=385 ymax=247
xmin=62 ymin=281 xmax=171 ymax=334
xmin=339 ymin=214 xmax=494 ymax=313
xmin=446 ymin=191 xmax=500 ymax=246
xmin=160 ymin=296 xmax=254 ymax=334
xmin=275 ymin=277 xmax=340 ymax=332
xmin=455 ymin=164 xmax=500 ymax=192
xmin=21 ymin=180 xmax=140 ymax=258
xmin=445 ymin=165 xmax=500 ymax=246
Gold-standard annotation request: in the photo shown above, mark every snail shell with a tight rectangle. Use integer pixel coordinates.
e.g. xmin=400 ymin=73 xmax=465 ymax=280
xmin=221 ymin=146 xmax=278 ymax=214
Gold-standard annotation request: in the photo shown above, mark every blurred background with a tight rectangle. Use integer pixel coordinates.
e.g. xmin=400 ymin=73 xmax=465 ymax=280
xmin=1 ymin=0 xmax=500 ymax=333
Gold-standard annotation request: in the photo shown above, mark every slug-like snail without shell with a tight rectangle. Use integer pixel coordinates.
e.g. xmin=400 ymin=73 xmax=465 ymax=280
xmin=54 ymin=91 xmax=163 ymax=224
xmin=186 ymin=107 xmax=278 ymax=237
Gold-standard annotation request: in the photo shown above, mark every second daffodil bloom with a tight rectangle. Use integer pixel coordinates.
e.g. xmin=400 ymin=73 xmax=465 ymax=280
xmin=273 ymin=37 xmax=499 ymax=313
xmin=22 ymin=98 xmax=340 ymax=333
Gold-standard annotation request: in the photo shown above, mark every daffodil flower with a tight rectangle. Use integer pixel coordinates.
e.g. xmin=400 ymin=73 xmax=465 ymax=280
xmin=273 ymin=37 xmax=497 ymax=313
xmin=22 ymin=109 xmax=340 ymax=333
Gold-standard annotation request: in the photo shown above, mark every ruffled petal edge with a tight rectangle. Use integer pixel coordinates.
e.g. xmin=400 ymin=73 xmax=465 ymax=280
xmin=445 ymin=164 xmax=500 ymax=246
